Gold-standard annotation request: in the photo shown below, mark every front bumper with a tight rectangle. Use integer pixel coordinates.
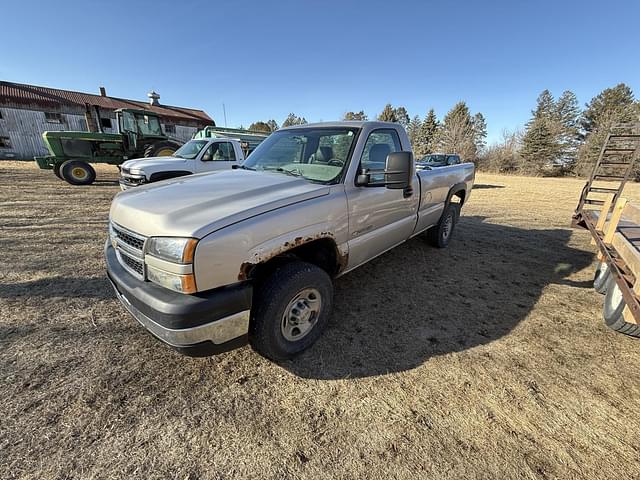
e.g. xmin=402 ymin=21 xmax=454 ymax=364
xmin=106 ymin=243 xmax=252 ymax=356
xmin=118 ymin=174 xmax=146 ymax=191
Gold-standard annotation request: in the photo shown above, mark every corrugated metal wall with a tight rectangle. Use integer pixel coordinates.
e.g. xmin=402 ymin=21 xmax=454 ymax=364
xmin=0 ymin=107 xmax=199 ymax=160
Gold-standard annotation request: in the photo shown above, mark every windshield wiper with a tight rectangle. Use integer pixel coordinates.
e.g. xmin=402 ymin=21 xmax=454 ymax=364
xmin=173 ymin=154 xmax=184 ymax=159
xmin=234 ymin=164 xmax=256 ymax=171
xmin=276 ymin=167 xmax=304 ymax=177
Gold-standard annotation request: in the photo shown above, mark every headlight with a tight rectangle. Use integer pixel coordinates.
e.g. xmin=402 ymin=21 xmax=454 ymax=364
xmin=146 ymin=237 xmax=197 ymax=264
xmin=108 ymin=222 xmax=117 ymax=248
xmin=146 ymin=264 xmax=196 ymax=293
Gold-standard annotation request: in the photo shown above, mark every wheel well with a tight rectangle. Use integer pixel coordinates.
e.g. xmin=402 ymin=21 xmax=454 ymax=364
xmin=451 ymin=189 xmax=465 ymax=205
xmin=246 ymin=238 xmax=343 ymax=285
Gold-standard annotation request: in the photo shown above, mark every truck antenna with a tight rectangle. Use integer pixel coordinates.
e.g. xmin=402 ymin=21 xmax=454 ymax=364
xmin=222 ymin=103 xmax=227 ymax=127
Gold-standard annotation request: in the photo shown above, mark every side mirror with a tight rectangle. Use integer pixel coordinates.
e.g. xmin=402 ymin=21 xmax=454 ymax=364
xmin=385 ymin=152 xmax=413 ymax=189
xmin=202 ymin=153 xmax=212 ymax=161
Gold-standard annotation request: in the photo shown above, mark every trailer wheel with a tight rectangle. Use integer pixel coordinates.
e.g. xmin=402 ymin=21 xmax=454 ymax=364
xmin=602 ymin=276 xmax=640 ymax=337
xmin=53 ymin=162 xmax=64 ymax=180
xmin=60 ymin=160 xmax=96 ymax=186
xmin=249 ymin=261 xmax=333 ymax=360
xmin=426 ymin=203 xmax=460 ymax=248
xmin=593 ymin=261 xmax=611 ymax=294
xmin=144 ymin=141 xmax=179 ymax=158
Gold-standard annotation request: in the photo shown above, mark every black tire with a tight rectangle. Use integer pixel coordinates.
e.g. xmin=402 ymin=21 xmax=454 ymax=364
xmin=60 ymin=160 xmax=96 ymax=185
xmin=602 ymin=276 xmax=640 ymax=337
xmin=593 ymin=260 xmax=610 ymax=294
xmin=249 ymin=261 xmax=334 ymax=360
xmin=426 ymin=203 xmax=460 ymax=248
xmin=144 ymin=141 xmax=179 ymax=158
xmin=53 ymin=162 xmax=64 ymax=180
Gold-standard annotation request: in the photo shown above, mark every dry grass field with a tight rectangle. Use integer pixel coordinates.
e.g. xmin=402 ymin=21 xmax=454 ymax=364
xmin=1 ymin=161 xmax=640 ymax=479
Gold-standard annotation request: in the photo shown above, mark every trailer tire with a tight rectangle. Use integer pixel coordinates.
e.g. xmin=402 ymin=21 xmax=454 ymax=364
xmin=60 ymin=160 xmax=96 ymax=185
xmin=53 ymin=162 xmax=64 ymax=180
xmin=144 ymin=141 xmax=179 ymax=158
xmin=249 ymin=261 xmax=333 ymax=361
xmin=602 ymin=276 xmax=640 ymax=337
xmin=426 ymin=203 xmax=459 ymax=248
xmin=593 ymin=261 xmax=611 ymax=294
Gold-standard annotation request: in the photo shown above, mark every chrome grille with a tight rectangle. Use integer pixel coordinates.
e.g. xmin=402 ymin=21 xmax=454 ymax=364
xmin=110 ymin=222 xmax=147 ymax=280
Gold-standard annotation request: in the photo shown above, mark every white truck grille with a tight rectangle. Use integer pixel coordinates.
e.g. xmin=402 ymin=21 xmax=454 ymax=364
xmin=111 ymin=222 xmax=147 ymax=280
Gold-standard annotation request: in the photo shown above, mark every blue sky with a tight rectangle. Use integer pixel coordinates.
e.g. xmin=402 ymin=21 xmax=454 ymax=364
xmin=1 ymin=0 xmax=638 ymax=143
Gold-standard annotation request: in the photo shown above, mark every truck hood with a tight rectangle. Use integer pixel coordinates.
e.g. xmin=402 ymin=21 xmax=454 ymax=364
xmin=109 ymin=169 xmax=331 ymax=238
xmin=122 ymin=156 xmax=187 ymax=174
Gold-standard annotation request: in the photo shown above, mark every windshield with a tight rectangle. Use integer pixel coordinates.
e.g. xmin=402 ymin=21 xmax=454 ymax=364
xmin=173 ymin=140 xmax=208 ymax=159
xmin=242 ymin=127 xmax=358 ymax=184
xmin=420 ymin=154 xmax=447 ymax=166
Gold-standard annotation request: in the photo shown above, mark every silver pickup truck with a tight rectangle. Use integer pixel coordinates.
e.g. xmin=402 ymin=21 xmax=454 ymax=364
xmin=106 ymin=121 xmax=475 ymax=359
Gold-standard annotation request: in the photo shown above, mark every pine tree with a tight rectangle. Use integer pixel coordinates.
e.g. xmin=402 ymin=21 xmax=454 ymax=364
xmin=266 ymin=119 xmax=279 ymax=132
xmin=343 ymin=111 xmax=368 ymax=121
xmin=419 ymin=109 xmax=439 ymax=155
xmin=472 ymin=112 xmax=487 ymax=153
xmin=394 ymin=107 xmax=410 ymax=127
xmin=436 ymin=102 xmax=476 ymax=160
xmin=407 ymin=115 xmax=423 ymax=154
xmin=577 ymin=84 xmax=638 ymax=175
xmin=377 ymin=104 xmax=398 ymax=122
xmin=521 ymin=117 xmax=559 ymax=174
xmin=528 ymin=90 xmax=556 ymax=124
xmin=555 ymin=90 xmax=581 ymax=168
xmin=282 ymin=113 xmax=307 ymax=127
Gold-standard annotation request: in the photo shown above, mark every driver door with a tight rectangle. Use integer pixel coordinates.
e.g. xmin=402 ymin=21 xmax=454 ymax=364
xmin=197 ymin=141 xmax=238 ymax=173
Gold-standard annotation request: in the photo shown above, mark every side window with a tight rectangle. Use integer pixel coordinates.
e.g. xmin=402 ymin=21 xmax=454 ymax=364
xmin=447 ymin=155 xmax=460 ymax=165
xmin=359 ymin=129 xmax=401 ymax=184
xmin=207 ymin=142 xmax=236 ymax=161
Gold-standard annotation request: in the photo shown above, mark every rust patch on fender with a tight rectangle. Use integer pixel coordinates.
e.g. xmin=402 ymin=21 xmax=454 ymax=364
xmin=237 ymin=232 xmax=341 ymax=281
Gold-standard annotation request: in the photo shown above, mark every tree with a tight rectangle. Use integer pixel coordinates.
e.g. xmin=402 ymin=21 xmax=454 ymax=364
xmin=266 ymin=119 xmax=279 ymax=132
xmin=282 ymin=113 xmax=307 ymax=127
xmin=521 ymin=117 xmax=559 ymax=174
xmin=472 ymin=112 xmax=487 ymax=153
xmin=416 ymin=109 xmax=439 ymax=156
xmin=576 ymin=84 xmax=639 ymax=176
xmin=407 ymin=115 xmax=423 ymax=154
xmin=394 ymin=106 xmax=410 ymax=127
xmin=377 ymin=104 xmax=398 ymax=122
xmin=478 ymin=129 xmax=523 ymax=173
xmin=436 ymin=102 xmax=476 ymax=161
xmin=343 ymin=111 xmax=368 ymax=121
xmin=248 ymin=121 xmax=272 ymax=133
xmin=555 ymin=90 xmax=581 ymax=169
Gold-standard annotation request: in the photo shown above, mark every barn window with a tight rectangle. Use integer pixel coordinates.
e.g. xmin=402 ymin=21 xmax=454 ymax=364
xmin=0 ymin=136 xmax=12 ymax=148
xmin=100 ymin=117 xmax=113 ymax=129
xmin=45 ymin=112 xmax=63 ymax=123
xmin=164 ymin=123 xmax=176 ymax=134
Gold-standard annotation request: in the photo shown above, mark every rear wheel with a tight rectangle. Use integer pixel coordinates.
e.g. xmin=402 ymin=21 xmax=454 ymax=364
xmin=250 ymin=261 xmax=333 ymax=360
xmin=144 ymin=141 xmax=179 ymax=158
xmin=426 ymin=203 xmax=460 ymax=248
xmin=60 ymin=160 xmax=96 ymax=185
xmin=602 ymin=276 xmax=640 ymax=337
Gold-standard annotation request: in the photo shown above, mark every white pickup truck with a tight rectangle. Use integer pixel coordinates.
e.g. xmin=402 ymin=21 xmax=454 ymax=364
xmin=118 ymin=137 xmax=246 ymax=190
xmin=106 ymin=121 xmax=475 ymax=359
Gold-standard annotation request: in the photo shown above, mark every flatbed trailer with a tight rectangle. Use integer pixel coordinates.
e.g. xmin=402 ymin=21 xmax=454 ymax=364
xmin=572 ymin=123 xmax=640 ymax=336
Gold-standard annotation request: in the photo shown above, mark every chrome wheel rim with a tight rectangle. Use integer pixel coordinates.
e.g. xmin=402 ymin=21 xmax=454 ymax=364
xmin=442 ymin=213 xmax=454 ymax=239
xmin=281 ymin=288 xmax=322 ymax=341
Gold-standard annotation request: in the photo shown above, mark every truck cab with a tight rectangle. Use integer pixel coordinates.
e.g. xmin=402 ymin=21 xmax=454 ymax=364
xmin=119 ymin=137 xmax=245 ymax=189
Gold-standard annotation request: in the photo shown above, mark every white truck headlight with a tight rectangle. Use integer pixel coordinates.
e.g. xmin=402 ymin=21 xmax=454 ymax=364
xmin=145 ymin=237 xmax=198 ymax=293
xmin=146 ymin=237 xmax=197 ymax=264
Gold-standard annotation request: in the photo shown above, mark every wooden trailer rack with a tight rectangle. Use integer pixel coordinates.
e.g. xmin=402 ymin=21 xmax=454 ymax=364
xmin=572 ymin=123 xmax=640 ymax=336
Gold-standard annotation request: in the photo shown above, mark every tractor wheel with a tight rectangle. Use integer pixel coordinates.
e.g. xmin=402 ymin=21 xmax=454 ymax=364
xmin=144 ymin=141 xmax=179 ymax=158
xmin=60 ymin=160 xmax=96 ymax=186
xmin=53 ymin=162 xmax=64 ymax=180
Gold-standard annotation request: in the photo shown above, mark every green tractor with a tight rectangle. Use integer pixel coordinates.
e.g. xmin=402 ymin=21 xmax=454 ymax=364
xmin=34 ymin=108 xmax=183 ymax=185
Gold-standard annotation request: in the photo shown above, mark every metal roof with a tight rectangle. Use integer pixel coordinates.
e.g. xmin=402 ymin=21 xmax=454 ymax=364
xmin=0 ymin=81 xmax=214 ymax=125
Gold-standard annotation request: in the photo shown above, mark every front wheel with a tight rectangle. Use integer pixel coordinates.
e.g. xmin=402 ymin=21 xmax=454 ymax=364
xmin=250 ymin=261 xmax=333 ymax=360
xmin=53 ymin=162 xmax=64 ymax=180
xmin=60 ymin=160 xmax=96 ymax=185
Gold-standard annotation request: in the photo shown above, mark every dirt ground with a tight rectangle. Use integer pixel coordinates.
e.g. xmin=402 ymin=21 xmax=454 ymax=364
xmin=1 ymin=162 xmax=639 ymax=480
